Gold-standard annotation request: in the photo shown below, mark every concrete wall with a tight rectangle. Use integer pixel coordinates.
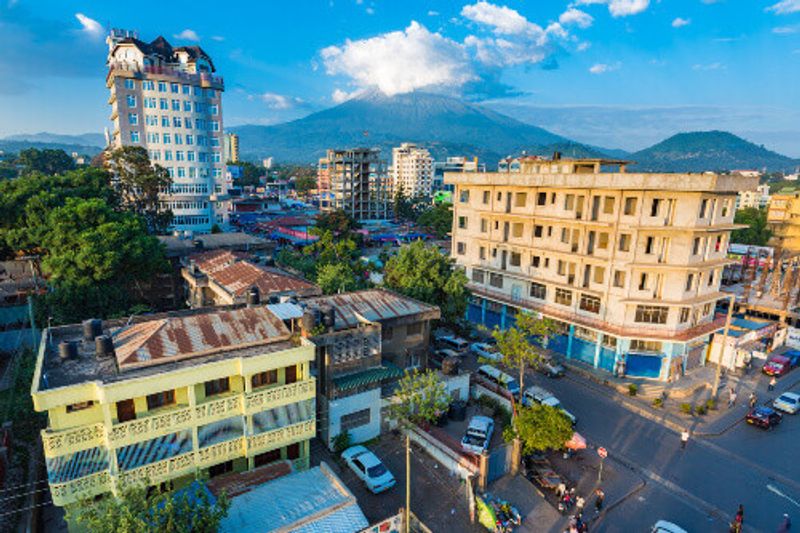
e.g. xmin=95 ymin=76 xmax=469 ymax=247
xmin=406 ymin=426 xmax=478 ymax=481
xmin=327 ymin=387 xmax=382 ymax=449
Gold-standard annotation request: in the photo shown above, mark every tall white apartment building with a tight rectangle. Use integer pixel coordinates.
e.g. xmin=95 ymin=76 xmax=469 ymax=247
xmin=447 ymin=156 xmax=757 ymax=382
xmin=317 ymin=148 xmax=390 ymax=221
xmin=106 ymin=29 xmax=228 ymax=233
xmin=390 ymin=143 xmax=433 ymax=198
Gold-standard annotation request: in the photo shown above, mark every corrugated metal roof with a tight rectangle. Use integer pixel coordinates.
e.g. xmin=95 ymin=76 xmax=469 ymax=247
xmin=305 ymin=289 xmax=440 ymax=330
xmin=333 ymin=364 xmax=404 ymax=391
xmin=267 ymin=302 xmax=304 ymax=321
xmin=219 ymin=464 xmax=368 ymax=533
xmin=112 ymin=307 xmax=290 ymax=368
xmin=191 ymin=249 xmax=250 ymax=274
xmin=211 ymin=262 xmax=318 ymax=297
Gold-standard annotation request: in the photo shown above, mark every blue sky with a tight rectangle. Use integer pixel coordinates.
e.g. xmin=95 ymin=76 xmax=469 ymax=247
xmin=1 ymin=0 xmax=799 ymax=154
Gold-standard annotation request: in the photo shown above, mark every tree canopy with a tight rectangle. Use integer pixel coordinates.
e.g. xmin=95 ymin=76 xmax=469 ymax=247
xmin=315 ymin=210 xmax=360 ymax=235
xmin=383 ymin=240 xmax=469 ymax=324
xmin=507 ymin=404 xmax=574 ymax=454
xmin=417 ymin=203 xmax=453 ymax=239
xmin=294 ymin=174 xmax=317 ymax=196
xmin=732 ymin=207 xmax=772 ymax=246
xmin=17 ymin=148 xmax=76 ymax=176
xmin=66 ymin=482 xmax=230 ymax=533
xmin=105 ymin=146 xmax=173 ymax=234
xmin=316 ymin=262 xmax=360 ymax=295
xmin=276 ymin=230 xmax=367 ymax=293
xmin=387 ymin=369 xmax=451 ymax=428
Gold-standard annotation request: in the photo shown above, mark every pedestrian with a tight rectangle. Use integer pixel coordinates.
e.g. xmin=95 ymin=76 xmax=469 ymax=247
xmin=556 ymin=482 xmax=567 ymax=498
xmin=749 ymin=392 xmax=758 ymax=409
xmin=680 ymin=428 xmax=690 ymax=450
xmin=730 ymin=504 xmax=744 ymax=532
xmin=778 ymin=513 xmax=791 ymax=533
xmin=576 ymin=495 xmax=585 ymax=513
xmin=770 ymin=376 xmax=777 ymax=391
xmin=729 ymin=388 xmax=737 ymax=408
xmin=594 ymin=488 xmax=605 ymax=514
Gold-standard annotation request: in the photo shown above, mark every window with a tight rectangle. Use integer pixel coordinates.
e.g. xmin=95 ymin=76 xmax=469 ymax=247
xmin=650 ymin=198 xmax=661 ymax=217
xmin=456 ymin=242 xmax=466 ymax=255
xmin=126 ymin=94 xmax=137 ymax=107
xmin=555 ymin=288 xmax=573 ymax=306
xmin=254 ymin=449 xmax=281 ymax=467
xmin=66 ymin=401 xmax=95 ymax=413
xmin=145 ymin=115 xmax=157 ymax=126
xmin=639 ymin=273 xmax=649 ymax=290
xmin=703 ymin=303 xmax=712 ymax=316
xmin=479 ymin=246 xmax=486 ymax=260
xmin=560 ymin=228 xmax=570 ymax=244
xmin=534 ymin=225 xmax=543 ymax=238
xmin=184 ymin=101 xmax=192 ymax=112
xmin=176 ymin=167 xmax=185 ymax=178
xmin=173 ymin=117 xmax=182 ymax=127
xmin=634 ymin=305 xmax=668 ymax=324
xmin=598 ymin=232 xmax=609 ymax=250
xmin=480 ymin=219 xmax=488 ymax=233
xmin=458 ymin=216 xmax=468 ymax=229
xmin=708 ymin=269 xmax=715 ymax=286
xmin=459 ymin=189 xmax=470 ymax=203
xmin=624 ymin=197 xmax=637 ymax=215
xmin=564 ymin=194 xmax=575 ymax=210
xmin=211 ymin=121 xmax=220 ymax=131
xmin=618 ymin=234 xmax=631 ymax=252
xmin=714 ymin=235 xmax=723 ymax=252
xmin=515 ymin=192 xmax=527 ymax=207
xmin=130 ymin=131 xmax=140 ymax=143
xmin=182 ymin=84 xmax=190 ymax=95
xmin=175 ymin=134 xmax=183 ymax=145
xmin=489 ymin=273 xmax=503 ymax=288
xmin=699 ymin=199 xmax=708 ymax=218
xmin=645 ymin=236 xmax=655 ymax=254
xmin=171 ymin=82 xmax=179 ymax=93
xmin=483 ymin=190 xmax=490 ymax=204
xmin=510 ymin=252 xmax=521 ymax=267
xmin=341 ymin=408 xmax=371 ymax=432
xmin=512 ymin=223 xmax=523 ymax=238
xmin=143 ymin=80 xmax=155 ymax=91
xmin=186 ymin=134 xmax=194 ymax=145
xmin=285 ymin=365 xmax=298 ymax=384
xmin=158 ymin=81 xmax=167 ymax=92
xmin=204 ymin=377 xmax=229 ymax=397
xmin=472 ymin=269 xmax=485 ymax=283
xmin=171 ymin=99 xmax=180 ymax=111
xmin=692 ymin=237 xmax=701 ymax=255
xmin=163 ymin=150 xmax=172 ymax=161
xmin=210 ymin=104 xmax=219 ymax=115
xmin=163 ymin=133 xmax=171 ymax=144
xmin=497 ymin=192 xmax=502 ymax=202
xmin=579 ymin=294 xmax=601 ymax=314
xmin=161 ymin=115 xmax=170 ymax=127
xmin=603 ymin=196 xmax=615 ymax=214
xmin=407 ymin=322 xmax=422 ymax=336
xmin=530 ymin=282 xmax=546 ymax=300
xmin=159 ymin=98 xmax=168 ymax=110
xmin=685 ymin=273 xmax=694 ymax=291
xmin=187 ymin=151 xmax=195 ymax=162
xmin=146 ymin=390 xmax=175 ymax=410
xmin=557 ymin=260 xmax=566 ymax=276
xmin=537 ymin=192 xmax=547 ymax=206
xmin=679 ymin=307 xmax=690 ymax=323
xmin=252 ymin=369 xmax=278 ymax=388
xmin=531 ymin=255 xmax=541 ymax=268
xmin=128 ymin=113 xmax=138 ymax=125
xmin=613 ymin=270 xmax=626 ymax=288
xmin=593 ymin=266 xmax=605 ymax=284
xmin=721 ymin=199 xmax=730 ymax=217
xmin=630 ymin=339 xmax=662 ymax=352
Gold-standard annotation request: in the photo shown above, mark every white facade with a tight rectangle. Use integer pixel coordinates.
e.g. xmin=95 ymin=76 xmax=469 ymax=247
xmin=326 ymin=388 xmax=381 ymax=448
xmin=106 ymin=29 xmax=228 ymax=233
xmin=736 ymin=184 xmax=770 ymax=210
xmin=391 ymin=143 xmax=433 ymax=198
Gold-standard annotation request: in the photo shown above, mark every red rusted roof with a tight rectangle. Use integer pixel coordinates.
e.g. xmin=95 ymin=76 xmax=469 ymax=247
xmin=112 ymin=307 xmax=291 ymax=368
xmin=190 ymin=249 xmax=251 ymax=274
xmin=211 ymin=262 xmax=319 ymax=298
xmin=304 ymin=289 xmax=440 ymax=330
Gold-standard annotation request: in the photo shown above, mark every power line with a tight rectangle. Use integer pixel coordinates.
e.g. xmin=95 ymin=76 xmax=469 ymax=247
xmin=0 ymin=499 xmax=52 ymax=519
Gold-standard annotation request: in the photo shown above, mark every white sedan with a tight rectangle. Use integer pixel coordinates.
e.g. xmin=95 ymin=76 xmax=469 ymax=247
xmin=341 ymin=445 xmax=396 ymax=494
xmin=651 ymin=520 xmax=688 ymax=533
xmin=773 ymin=392 xmax=800 ymax=414
xmin=470 ymin=342 xmax=502 ymax=362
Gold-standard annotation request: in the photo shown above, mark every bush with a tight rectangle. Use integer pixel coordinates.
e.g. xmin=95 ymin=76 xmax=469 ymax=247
xmin=332 ymin=431 xmax=351 ymax=454
xmin=705 ymin=398 xmax=717 ymax=411
xmin=696 ymin=405 xmax=707 ymax=415
xmin=680 ymin=402 xmax=693 ymax=415
xmin=628 ymin=383 xmax=638 ymax=396
xmin=652 ymin=397 xmax=663 ymax=408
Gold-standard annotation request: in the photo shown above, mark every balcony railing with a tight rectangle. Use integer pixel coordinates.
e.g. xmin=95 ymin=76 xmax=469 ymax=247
xmin=49 ymin=470 xmax=112 ymax=507
xmin=43 ymin=379 xmax=316 ymax=457
xmin=107 ymin=62 xmax=224 ymax=89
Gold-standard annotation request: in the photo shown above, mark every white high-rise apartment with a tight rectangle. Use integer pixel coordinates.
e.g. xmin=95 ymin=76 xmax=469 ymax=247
xmin=390 ymin=143 xmax=433 ymax=198
xmin=106 ymin=29 xmax=228 ymax=233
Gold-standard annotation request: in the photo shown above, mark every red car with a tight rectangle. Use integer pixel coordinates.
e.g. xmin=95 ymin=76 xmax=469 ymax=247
xmin=746 ymin=406 xmax=782 ymax=429
xmin=763 ymin=355 xmax=792 ymax=377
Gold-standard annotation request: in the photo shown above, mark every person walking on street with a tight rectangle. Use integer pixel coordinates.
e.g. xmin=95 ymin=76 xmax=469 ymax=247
xmin=749 ymin=392 xmax=758 ymax=409
xmin=729 ymin=504 xmax=744 ymax=533
xmin=729 ymin=388 xmax=737 ymax=408
xmin=594 ymin=488 xmax=605 ymax=514
xmin=778 ymin=513 xmax=791 ymax=532
xmin=770 ymin=376 xmax=778 ymax=391
xmin=575 ymin=495 xmax=585 ymax=514
xmin=681 ymin=428 xmax=690 ymax=450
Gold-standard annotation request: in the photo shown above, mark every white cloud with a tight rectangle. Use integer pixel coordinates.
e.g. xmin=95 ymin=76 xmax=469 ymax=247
xmin=575 ymin=0 xmax=650 ymax=18
xmin=462 ymin=1 xmax=540 ymax=35
xmin=321 ymin=21 xmax=474 ymax=96
xmin=366 ymin=7 xmax=375 ymax=15
xmin=211 ymin=35 xmax=225 ymax=42
xmin=773 ymin=24 xmax=800 ymax=34
xmin=767 ymin=0 xmax=800 ymax=14
xmin=255 ymin=92 xmax=304 ymax=109
xmin=174 ymin=29 xmax=200 ymax=42
xmin=589 ymin=62 xmax=620 ymax=74
xmin=577 ymin=41 xmax=591 ymax=52
xmin=332 ymin=88 xmax=362 ymax=103
xmin=560 ymin=8 xmax=594 ymax=29
xmin=672 ymin=17 xmax=691 ymax=28
xmin=428 ymin=10 xmax=439 ymax=16
xmin=692 ymin=62 xmax=725 ymax=71
xmin=75 ymin=13 xmax=103 ymax=39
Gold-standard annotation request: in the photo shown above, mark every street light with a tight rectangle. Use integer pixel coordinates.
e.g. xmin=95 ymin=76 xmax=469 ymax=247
xmin=711 ymin=293 xmax=737 ymax=399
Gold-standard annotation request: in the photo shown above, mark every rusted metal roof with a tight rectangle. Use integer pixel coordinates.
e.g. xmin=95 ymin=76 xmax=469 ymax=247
xmin=112 ymin=307 xmax=291 ymax=368
xmin=211 ymin=262 xmax=318 ymax=298
xmin=304 ymin=289 xmax=440 ymax=330
xmin=190 ymin=249 xmax=250 ymax=274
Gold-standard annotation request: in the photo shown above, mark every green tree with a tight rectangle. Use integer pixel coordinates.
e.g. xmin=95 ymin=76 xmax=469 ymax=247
xmin=66 ymin=482 xmax=230 ymax=533
xmin=17 ymin=148 xmax=75 ymax=176
xmin=317 ymin=263 xmax=359 ymax=294
xmin=105 ymin=146 xmax=173 ymax=234
xmin=383 ymin=240 xmax=469 ymax=324
xmin=294 ymin=174 xmax=317 ymax=196
xmin=315 ymin=210 xmax=360 ymax=235
xmin=492 ymin=312 xmax=558 ymax=405
xmin=732 ymin=207 xmax=772 ymax=246
xmin=417 ymin=203 xmax=453 ymax=238
xmin=386 ymin=369 xmax=451 ymax=533
xmin=506 ymin=404 xmax=574 ymax=454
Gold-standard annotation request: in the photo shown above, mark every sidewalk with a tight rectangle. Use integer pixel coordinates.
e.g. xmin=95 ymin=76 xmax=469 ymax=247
xmin=559 ymin=357 xmax=800 ymax=436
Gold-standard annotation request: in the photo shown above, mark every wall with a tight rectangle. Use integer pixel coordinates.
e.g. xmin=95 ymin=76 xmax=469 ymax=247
xmin=327 ymin=387 xmax=381 ymax=449
xmin=406 ymin=426 xmax=478 ymax=481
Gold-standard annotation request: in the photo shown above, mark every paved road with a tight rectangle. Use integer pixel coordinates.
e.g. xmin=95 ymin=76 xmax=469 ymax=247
xmin=534 ymin=369 xmax=800 ymax=532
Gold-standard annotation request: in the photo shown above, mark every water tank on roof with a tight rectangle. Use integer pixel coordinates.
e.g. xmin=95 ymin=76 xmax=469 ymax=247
xmin=321 ymin=305 xmax=336 ymax=329
xmin=301 ymin=307 xmax=321 ymax=334
xmin=58 ymin=341 xmax=77 ymax=361
xmin=246 ymin=286 xmax=260 ymax=306
xmin=82 ymin=319 xmax=102 ymax=342
xmin=95 ymin=335 xmax=115 ymax=359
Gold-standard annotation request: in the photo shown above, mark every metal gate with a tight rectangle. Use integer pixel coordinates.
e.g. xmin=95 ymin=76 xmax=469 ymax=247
xmin=487 ymin=443 xmax=512 ymax=483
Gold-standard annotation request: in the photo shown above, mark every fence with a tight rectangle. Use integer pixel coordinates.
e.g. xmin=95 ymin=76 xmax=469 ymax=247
xmin=406 ymin=426 xmax=479 ymax=481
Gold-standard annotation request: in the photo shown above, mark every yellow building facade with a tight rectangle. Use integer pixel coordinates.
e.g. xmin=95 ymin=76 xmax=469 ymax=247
xmin=768 ymin=191 xmax=800 ymax=251
xmin=31 ymin=307 xmax=316 ymax=507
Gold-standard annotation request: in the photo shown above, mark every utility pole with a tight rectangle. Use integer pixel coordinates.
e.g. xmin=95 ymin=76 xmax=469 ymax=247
xmin=405 ymin=432 xmax=411 ymax=533
xmin=711 ymin=294 xmax=737 ymax=399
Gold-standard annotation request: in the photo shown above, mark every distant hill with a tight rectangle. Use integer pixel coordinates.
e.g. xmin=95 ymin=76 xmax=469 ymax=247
xmin=3 ymin=132 xmax=105 ymax=149
xmin=630 ymin=131 xmax=798 ymax=173
xmin=231 ymin=91 xmax=596 ymax=164
xmin=0 ymin=139 xmax=104 ymax=157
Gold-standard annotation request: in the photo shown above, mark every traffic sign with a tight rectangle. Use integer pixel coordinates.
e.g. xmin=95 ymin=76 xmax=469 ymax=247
xmin=597 ymin=447 xmax=608 ymax=459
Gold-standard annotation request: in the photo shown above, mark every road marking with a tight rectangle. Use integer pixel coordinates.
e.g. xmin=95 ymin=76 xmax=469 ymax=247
xmin=767 ymin=484 xmax=800 ymax=508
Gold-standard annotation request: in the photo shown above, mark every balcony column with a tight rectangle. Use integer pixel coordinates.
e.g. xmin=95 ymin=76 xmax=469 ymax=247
xmin=593 ymin=334 xmax=603 ymax=369
xmin=481 ymin=298 xmax=487 ymax=326
xmin=500 ymin=304 xmax=507 ymax=330
xmin=662 ymin=342 xmax=673 ymax=383
xmin=102 ymin=403 xmax=120 ymax=489
xmin=187 ymin=386 xmax=200 ymax=469
xmin=566 ymin=325 xmax=575 ymax=360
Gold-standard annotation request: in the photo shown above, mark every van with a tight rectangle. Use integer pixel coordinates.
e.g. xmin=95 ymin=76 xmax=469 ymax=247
xmin=461 ymin=415 xmax=495 ymax=455
xmin=522 ymin=386 xmax=577 ymax=425
xmin=439 ymin=335 xmax=469 ymax=353
xmin=476 ymin=365 xmax=520 ymax=398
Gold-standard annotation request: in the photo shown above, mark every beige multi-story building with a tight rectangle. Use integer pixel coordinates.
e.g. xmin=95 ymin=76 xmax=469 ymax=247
xmin=106 ymin=29 xmax=228 ymax=233
xmin=224 ymin=133 xmax=240 ymax=163
xmin=391 ymin=143 xmax=433 ymax=198
xmin=736 ymin=183 xmax=770 ymax=210
xmin=317 ymin=148 xmax=390 ymax=221
xmin=447 ymin=156 xmax=757 ymax=381
xmin=767 ymin=190 xmax=800 ymax=251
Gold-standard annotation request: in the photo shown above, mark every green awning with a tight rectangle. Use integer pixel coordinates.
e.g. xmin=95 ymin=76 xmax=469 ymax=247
xmin=333 ymin=364 xmax=404 ymax=391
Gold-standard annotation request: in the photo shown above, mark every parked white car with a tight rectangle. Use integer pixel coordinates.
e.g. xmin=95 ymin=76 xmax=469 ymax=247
xmin=773 ymin=391 xmax=800 ymax=414
xmin=470 ymin=342 xmax=502 ymax=362
xmin=522 ymin=386 xmax=577 ymax=425
xmin=461 ymin=415 xmax=495 ymax=455
xmin=341 ymin=445 xmax=396 ymax=494
xmin=651 ymin=520 xmax=688 ymax=533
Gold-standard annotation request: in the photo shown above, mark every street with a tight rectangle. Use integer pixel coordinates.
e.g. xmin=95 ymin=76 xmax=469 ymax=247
xmin=536 ymin=368 xmax=800 ymax=532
